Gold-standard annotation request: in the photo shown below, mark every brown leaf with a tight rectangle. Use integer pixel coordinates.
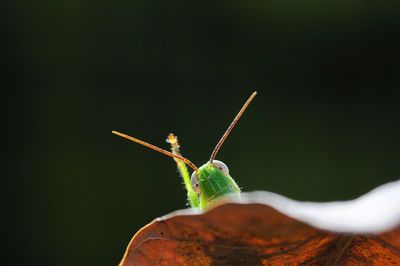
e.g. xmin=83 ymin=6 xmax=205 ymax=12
xmin=120 ymin=181 xmax=400 ymax=265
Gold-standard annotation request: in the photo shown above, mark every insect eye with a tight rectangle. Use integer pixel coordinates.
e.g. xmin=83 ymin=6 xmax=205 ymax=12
xmin=190 ymin=171 xmax=201 ymax=194
xmin=211 ymin=160 xmax=229 ymax=174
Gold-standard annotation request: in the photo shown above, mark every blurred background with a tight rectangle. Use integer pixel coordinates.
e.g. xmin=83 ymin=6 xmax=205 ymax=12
xmin=3 ymin=1 xmax=400 ymax=265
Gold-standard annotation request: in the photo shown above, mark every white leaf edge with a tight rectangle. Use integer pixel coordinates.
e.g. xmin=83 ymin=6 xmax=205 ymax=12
xmin=238 ymin=179 xmax=400 ymax=233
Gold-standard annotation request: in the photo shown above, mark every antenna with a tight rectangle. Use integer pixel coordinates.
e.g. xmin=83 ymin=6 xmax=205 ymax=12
xmin=209 ymin=91 xmax=257 ymax=163
xmin=112 ymin=131 xmax=198 ymax=172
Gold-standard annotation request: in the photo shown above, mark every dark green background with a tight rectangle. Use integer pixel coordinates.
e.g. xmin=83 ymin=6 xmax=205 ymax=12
xmin=4 ymin=1 xmax=399 ymax=265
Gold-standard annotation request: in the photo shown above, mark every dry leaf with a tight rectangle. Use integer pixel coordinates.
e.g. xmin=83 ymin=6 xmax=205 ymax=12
xmin=120 ymin=180 xmax=400 ymax=265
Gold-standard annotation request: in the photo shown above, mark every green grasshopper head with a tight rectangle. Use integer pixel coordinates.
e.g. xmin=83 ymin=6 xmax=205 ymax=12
xmin=191 ymin=160 xmax=240 ymax=208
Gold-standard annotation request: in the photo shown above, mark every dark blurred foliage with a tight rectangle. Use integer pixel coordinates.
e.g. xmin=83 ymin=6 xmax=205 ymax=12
xmin=3 ymin=1 xmax=400 ymax=265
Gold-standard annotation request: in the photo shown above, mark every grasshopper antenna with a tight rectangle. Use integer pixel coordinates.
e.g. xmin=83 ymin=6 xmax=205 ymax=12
xmin=112 ymin=131 xmax=199 ymax=172
xmin=209 ymin=91 xmax=257 ymax=164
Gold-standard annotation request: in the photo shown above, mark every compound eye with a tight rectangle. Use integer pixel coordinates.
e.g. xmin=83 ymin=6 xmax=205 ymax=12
xmin=212 ymin=160 xmax=229 ymax=174
xmin=190 ymin=171 xmax=201 ymax=194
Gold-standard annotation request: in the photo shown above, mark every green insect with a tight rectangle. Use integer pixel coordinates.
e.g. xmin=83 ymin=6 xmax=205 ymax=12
xmin=113 ymin=91 xmax=257 ymax=210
